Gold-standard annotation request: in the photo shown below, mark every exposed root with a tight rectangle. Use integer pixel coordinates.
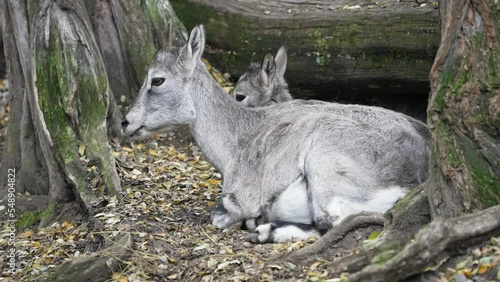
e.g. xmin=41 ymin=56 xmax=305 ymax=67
xmin=290 ymin=212 xmax=385 ymax=259
xmin=348 ymin=205 xmax=500 ymax=282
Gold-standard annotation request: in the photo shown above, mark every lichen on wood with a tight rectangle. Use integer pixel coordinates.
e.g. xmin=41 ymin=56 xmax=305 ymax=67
xmin=171 ymin=0 xmax=440 ymax=98
xmin=30 ymin=0 xmax=120 ymax=210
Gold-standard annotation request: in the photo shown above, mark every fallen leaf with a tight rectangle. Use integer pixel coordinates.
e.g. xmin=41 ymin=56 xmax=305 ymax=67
xmin=216 ymin=260 xmax=241 ymax=271
xmin=78 ymin=144 xmax=85 ymax=156
xmin=193 ymin=243 xmax=210 ymax=251
xmin=130 ymin=169 xmax=142 ymax=175
xmin=455 ymin=260 xmax=467 ymax=270
xmin=463 ymin=268 xmax=472 ymax=278
xmin=477 ymin=263 xmax=492 ymax=274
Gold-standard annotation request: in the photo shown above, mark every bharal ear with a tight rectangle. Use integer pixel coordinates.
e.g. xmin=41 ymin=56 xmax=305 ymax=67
xmin=164 ymin=19 xmax=173 ymax=47
xmin=275 ymin=46 xmax=287 ymax=78
xmin=260 ymin=53 xmax=276 ymax=86
xmin=178 ymin=25 xmax=205 ymax=73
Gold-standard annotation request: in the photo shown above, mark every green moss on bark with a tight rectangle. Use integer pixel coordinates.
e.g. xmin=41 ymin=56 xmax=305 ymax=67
xmin=455 ymin=133 xmax=500 ymax=207
xmin=371 ymin=249 xmax=399 ymax=265
xmin=171 ymin=0 xmax=438 ymax=88
xmin=34 ymin=11 xmax=120 ymax=207
xmin=17 ymin=202 xmax=59 ymax=229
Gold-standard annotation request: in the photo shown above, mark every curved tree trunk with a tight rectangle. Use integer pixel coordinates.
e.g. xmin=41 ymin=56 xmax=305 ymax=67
xmin=171 ymin=0 xmax=440 ymax=100
xmin=0 ymin=0 xmax=185 ymax=225
xmin=427 ymin=0 xmax=500 ymax=218
xmin=0 ymin=0 xmax=122 ymax=226
xmin=0 ymin=0 xmax=187 ymax=227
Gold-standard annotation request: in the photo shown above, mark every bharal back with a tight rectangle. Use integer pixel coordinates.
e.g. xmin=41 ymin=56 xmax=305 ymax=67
xmin=122 ymin=25 xmax=430 ymax=243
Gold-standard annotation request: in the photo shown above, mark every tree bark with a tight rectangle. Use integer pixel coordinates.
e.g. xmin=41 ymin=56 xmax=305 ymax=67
xmin=86 ymin=0 xmax=187 ymax=105
xmin=427 ymin=0 xmax=500 ymax=218
xmin=0 ymin=0 xmax=121 ymax=225
xmin=171 ymin=0 xmax=440 ymax=99
xmin=0 ymin=26 xmax=4 ymax=78
xmin=0 ymin=0 xmax=188 ymax=226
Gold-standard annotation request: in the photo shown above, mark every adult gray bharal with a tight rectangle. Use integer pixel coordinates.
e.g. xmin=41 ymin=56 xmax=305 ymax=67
xmin=122 ymin=24 xmax=430 ymax=243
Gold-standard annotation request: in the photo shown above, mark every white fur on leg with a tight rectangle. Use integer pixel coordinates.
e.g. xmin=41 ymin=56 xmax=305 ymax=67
xmin=271 ymin=176 xmax=312 ymax=224
xmin=327 ymin=186 xmax=407 ymax=225
xmin=271 ymin=225 xmax=320 ymax=243
xmin=250 ymin=223 xmax=320 ymax=243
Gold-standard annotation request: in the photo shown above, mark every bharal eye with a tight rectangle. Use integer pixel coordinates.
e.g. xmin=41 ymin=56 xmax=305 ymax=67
xmin=151 ymin=77 xmax=165 ymax=87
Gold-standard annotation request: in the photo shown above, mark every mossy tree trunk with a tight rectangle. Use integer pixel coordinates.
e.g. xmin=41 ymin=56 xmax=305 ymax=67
xmin=0 ymin=0 xmax=187 ymax=226
xmin=427 ymin=0 xmax=500 ymax=218
xmin=289 ymin=0 xmax=500 ymax=279
xmin=0 ymin=1 xmax=187 ymax=279
xmin=0 ymin=0 xmax=121 ymax=226
xmin=85 ymin=0 xmax=187 ymax=105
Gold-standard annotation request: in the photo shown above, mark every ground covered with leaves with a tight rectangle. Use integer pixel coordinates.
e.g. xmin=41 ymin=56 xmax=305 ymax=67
xmin=1 ymin=66 xmax=500 ymax=281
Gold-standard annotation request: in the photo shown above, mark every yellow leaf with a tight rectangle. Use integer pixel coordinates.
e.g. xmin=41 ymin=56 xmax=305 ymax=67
xmin=306 ymin=271 xmax=319 ymax=277
xmin=148 ymin=149 xmax=157 ymax=156
xmin=202 ymin=58 xmax=212 ymax=71
xmin=112 ymin=273 xmax=128 ymax=282
xmin=463 ymin=268 xmax=472 ymax=278
xmin=62 ymin=222 xmax=74 ymax=229
xmin=135 ymin=144 xmax=145 ymax=150
xmin=309 ymin=261 xmax=322 ymax=271
xmin=22 ymin=230 xmax=33 ymax=238
xmin=122 ymin=147 xmax=133 ymax=152
xmin=477 ymin=263 xmax=492 ymax=274
xmin=78 ymin=144 xmax=86 ymax=156
xmin=167 ymin=274 xmax=177 ymax=280
xmin=207 ymin=179 xmax=220 ymax=185
xmin=31 ymin=241 xmax=41 ymax=248
xmin=112 ymin=151 xmax=120 ymax=158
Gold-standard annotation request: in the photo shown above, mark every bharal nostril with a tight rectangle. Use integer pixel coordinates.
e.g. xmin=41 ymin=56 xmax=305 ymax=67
xmin=235 ymin=94 xmax=246 ymax=102
xmin=121 ymin=119 xmax=129 ymax=128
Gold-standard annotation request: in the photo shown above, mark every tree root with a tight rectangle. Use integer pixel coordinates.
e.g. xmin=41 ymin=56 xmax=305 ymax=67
xmin=48 ymin=233 xmax=133 ymax=282
xmin=290 ymin=212 xmax=385 ymax=259
xmin=348 ymin=205 xmax=500 ymax=282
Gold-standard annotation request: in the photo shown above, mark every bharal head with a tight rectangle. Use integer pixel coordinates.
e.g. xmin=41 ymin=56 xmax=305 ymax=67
xmin=234 ymin=46 xmax=288 ymax=107
xmin=121 ymin=24 xmax=206 ymax=138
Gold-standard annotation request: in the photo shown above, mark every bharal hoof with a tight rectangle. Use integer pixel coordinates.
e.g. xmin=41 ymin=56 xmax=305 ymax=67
xmin=211 ymin=212 xmax=232 ymax=228
xmin=250 ymin=224 xmax=273 ymax=244
xmin=211 ymin=206 xmax=232 ymax=228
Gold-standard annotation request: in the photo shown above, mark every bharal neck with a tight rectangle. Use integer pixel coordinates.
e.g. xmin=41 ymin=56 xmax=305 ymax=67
xmin=190 ymin=66 xmax=258 ymax=175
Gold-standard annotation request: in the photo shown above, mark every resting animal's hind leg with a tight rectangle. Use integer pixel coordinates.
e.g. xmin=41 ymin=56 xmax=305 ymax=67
xmin=250 ymin=221 xmax=320 ymax=243
xmin=304 ymin=151 xmax=378 ymax=233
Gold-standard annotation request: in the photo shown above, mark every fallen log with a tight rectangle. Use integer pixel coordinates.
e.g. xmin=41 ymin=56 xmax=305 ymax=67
xmin=171 ymin=0 xmax=440 ymax=99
